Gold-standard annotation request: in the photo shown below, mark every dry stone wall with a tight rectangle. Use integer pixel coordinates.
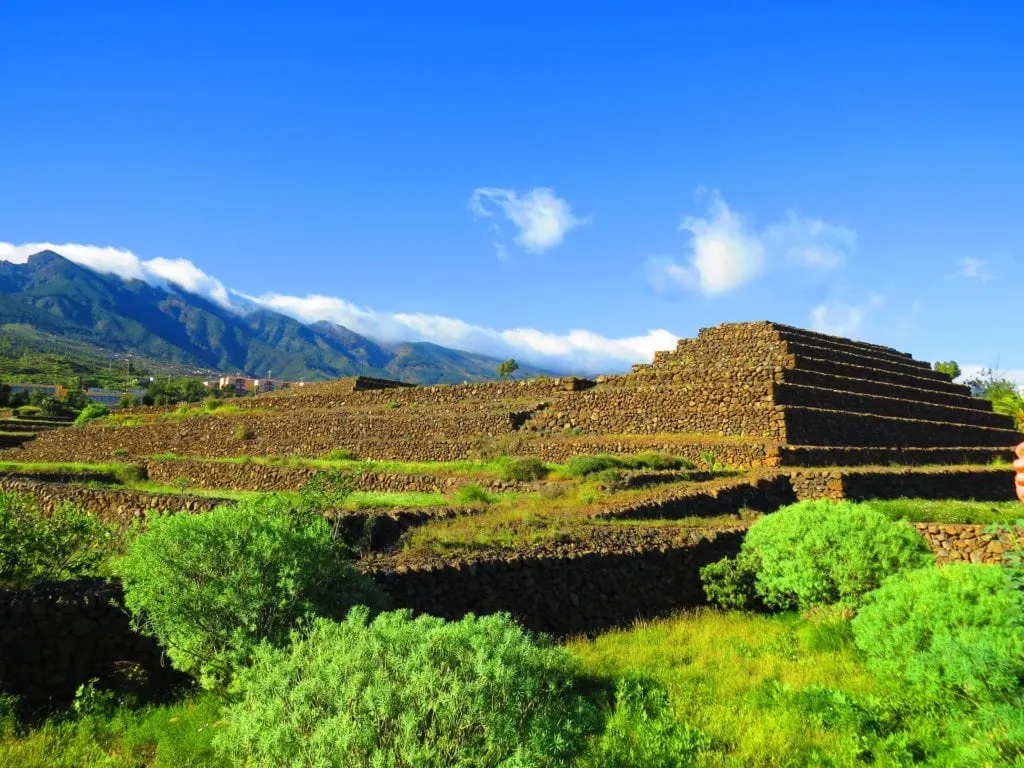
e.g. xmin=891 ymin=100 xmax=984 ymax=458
xmin=0 ymin=579 xmax=179 ymax=706
xmin=0 ymin=478 xmax=225 ymax=526
xmin=914 ymin=523 xmax=1018 ymax=565
xmin=145 ymin=459 xmax=528 ymax=494
xmin=363 ymin=527 xmax=745 ymax=636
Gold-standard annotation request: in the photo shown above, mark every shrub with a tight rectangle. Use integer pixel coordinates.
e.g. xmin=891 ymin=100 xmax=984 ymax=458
xmin=452 ymin=483 xmax=496 ymax=505
xmin=579 ymin=678 xmax=710 ymax=768
xmin=852 ymin=565 xmax=1024 ymax=702
xmin=111 ymin=449 xmax=130 ymax=460
xmin=0 ymin=494 xmax=117 ymax=589
xmin=322 ymin=448 xmax=355 ymax=461
xmin=701 ymin=551 xmax=760 ymax=610
xmin=563 ymin=454 xmax=620 ymax=478
xmin=704 ymin=500 xmax=933 ymax=611
xmin=112 ymin=496 xmax=385 ymax=690
xmin=111 ymin=463 xmax=148 ymax=485
xmin=13 ymin=405 xmax=41 ymax=417
xmin=232 ymin=423 xmax=254 ymax=441
xmin=500 ymin=457 xmax=549 ymax=482
xmin=73 ymin=403 xmax=110 ymax=425
xmin=217 ymin=609 xmax=601 ymax=767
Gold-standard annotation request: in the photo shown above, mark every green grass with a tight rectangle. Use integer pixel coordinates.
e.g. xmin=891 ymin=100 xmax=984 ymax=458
xmin=569 ymin=609 xmax=984 ymax=767
xmin=0 ymin=461 xmax=127 ymax=474
xmin=0 ymin=431 xmax=35 ymax=437
xmin=871 ymin=498 xmax=1024 ymax=525
xmin=0 ymin=692 xmax=224 ymax=767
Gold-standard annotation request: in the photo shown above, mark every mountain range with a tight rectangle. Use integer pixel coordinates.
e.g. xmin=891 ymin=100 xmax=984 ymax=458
xmin=0 ymin=251 xmax=550 ymax=385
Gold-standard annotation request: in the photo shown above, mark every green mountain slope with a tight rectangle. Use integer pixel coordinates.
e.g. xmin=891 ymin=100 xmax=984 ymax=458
xmin=0 ymin=251 xmax=552 ymax=385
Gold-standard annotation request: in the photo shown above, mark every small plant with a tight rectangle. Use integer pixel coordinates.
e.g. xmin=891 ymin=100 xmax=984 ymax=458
xmin=112 ymin=463 xmax=148 ymax=486
xmin=171 ymin=476 xmax=193 ymax=496
xmin=217 ymin=609 xmax=601 ymax=767
xmin=113 ymin=495 xmax=385 ymax=690
xmin=74 ymin=403 xmax=111 ymax=425
xmin=111 ymin=448 xmax=131 ymax=460
xmin=453 ymin=483 xmax=496 ymax=505
xmin=385 ymin=401 xmax=401 ymax=409
xmin=562 ymin=426 xmax=586 ymax=437
xmin=579 ymin=678 xmax=710 ymax=767
xmin=500 ymin=457 xmax=549 ymax=482
xmin=322 ymin=448 xmax=356 ymax=461
xmin=593 ymin=468 xmax=624 ymax=489
xmin=700 ymin=551 xmax=760 ymax=610
xmin=852 ymin=564 xmax=1024 ymax=702
xmin=150 ymin=452 xmax=179 ymax=461
xmin=233 ymin=423 xmax=254 ymax=441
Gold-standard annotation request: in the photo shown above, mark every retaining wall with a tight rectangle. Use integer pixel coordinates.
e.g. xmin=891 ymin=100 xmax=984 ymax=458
xmin=0 ymin=579 xmax=178 ymax=706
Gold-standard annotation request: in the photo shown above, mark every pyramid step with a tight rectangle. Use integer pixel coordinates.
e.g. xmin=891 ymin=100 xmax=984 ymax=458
xmin=774 ymin=383 xmax=1013 ymax=429
xmin=778 ymin=445 xmax=1016 ymax=467
xmin=775 ymin=326 xmax=931 ymax=370
xmin=834 ymin=468 xmax=1016 ymax=502
xmin=772 ymin=322 xmax=915 ymax=360
xmin=782 ymin=406 xmax=1023 ymax=447
xmin=786 ymin=341 xmax=951 ymax=382
xmin=792 ymin=355 xmax=968 ymax=395
xmin=779 ymin=368 xmax=983 ymax=410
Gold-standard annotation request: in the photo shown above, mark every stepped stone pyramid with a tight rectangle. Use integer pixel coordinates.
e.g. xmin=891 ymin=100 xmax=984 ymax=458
xmin=627 ymin=321 xmax=1022 ymax=466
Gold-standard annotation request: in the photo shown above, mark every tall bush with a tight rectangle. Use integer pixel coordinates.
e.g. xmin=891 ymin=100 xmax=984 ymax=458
xmin=852 ymin=565 xmax=1024 ymax=702
xmin=218 ymin=608 xmax=601 ymax=767
xmin=113 ymin=496 xmax=385 ymax=690
xmin=702 ymin=500 xmax=933 ymax=610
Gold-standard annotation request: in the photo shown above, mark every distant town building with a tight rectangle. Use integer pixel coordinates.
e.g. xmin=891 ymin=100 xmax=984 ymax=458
xmin=6 ymin=383 xmax=64 ymax=398
xmin=84 ymin=388 xmax=147 ymax=406
xmin=206 ymin=376 xmax=289 ymax=394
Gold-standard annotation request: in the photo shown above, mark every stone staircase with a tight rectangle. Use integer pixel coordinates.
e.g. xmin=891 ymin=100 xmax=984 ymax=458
xmin=767 ymin=324 xmax=1021 ymax=465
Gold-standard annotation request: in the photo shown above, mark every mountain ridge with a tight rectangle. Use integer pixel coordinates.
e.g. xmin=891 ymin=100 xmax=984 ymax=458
xmin=0 ymin=251 xmax=552 ymax=385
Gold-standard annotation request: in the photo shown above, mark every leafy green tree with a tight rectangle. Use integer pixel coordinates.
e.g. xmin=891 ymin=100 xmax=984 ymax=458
xmin=966 ymin=368 xmax=1024 ymax=429
xmin=497 ymin=358 xmax=519 ymax=380
xmin=852 ymin=565 xmax=1024 ymax=702
xmin=933 ymin=360 xmax=961 ymax=379
xmin=217 ymin=609 xmax=602 ymax=767
xmin=113 ymin=496 xmax=385 ymax=690
xmin=117 ymin=393 xmax=139 ymax=409
xmin=62 ymin=389 xmax=90 ymax=412
xmin=0 ymin=380 xmax=9 ymax=408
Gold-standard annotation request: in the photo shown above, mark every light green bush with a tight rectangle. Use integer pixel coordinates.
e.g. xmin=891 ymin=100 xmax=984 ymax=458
xmin=703 ymin=500 xmax=933 ymax=611
xmin=217 ymin=609 xmax=601 ymax=767
xmin=0 ymin=493 xmax=116 ymax=589
xmin=563 ymin=455 xmax=621 ymax=478
xmin=453 ymin=483 xmax=495 ymax=505
xmin=74 ymin=403 xmax=111 ymax=425
xmin=499 ymin=457 xmax=549 ymax=482
xmin=113 ymin=496 xmax=385 ymax=690
xmin=852 ymin=564 xmax=1024 ymax=702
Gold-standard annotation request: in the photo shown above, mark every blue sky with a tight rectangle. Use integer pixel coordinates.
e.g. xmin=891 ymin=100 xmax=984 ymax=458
xmin=1 ymin=2 xmax=1022 ymax=378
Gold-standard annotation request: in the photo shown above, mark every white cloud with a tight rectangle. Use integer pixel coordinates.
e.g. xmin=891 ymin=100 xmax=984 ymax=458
xmin=650 ymin=192 xmax=764 ymax=295
xmin=469 ymin=187 xmax=590 ymax=254
xmin=763 ymin=211 xmax=857 ymax=268
xmin=809 ymin=295 xmax=884 ymax=338
xmin=252 ymin=290 xmax=677 ymax=373
xmin=1 ymin=241 xmax=677 ymax=373
xmin=650 ymin=192 xmax=856 ymax=296
xmin=0 ymin=241 xmax=232 ymax=308
xmin=958 ymin=257 xmax=992 ymax=281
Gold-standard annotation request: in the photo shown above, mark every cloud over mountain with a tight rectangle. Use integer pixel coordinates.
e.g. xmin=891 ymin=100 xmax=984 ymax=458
xmin=0 ymin=241 xmax=675 ymax=373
